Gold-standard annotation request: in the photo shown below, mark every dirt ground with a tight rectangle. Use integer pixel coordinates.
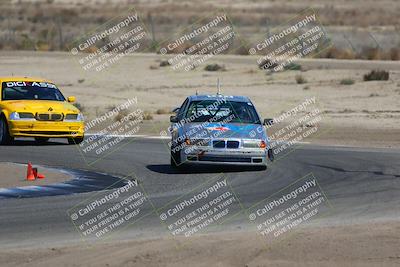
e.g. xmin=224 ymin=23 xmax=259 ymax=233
xmin=1 ymin=51 xmax=399 ymax=148
xmin=1 ymin=221 xmax=399 ymax=267
xmin=0 ymin=162 xmax=72 ymax=188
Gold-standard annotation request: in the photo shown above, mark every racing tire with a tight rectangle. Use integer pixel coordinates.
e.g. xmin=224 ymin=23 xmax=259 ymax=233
xmin=170 ymin=148 xmax=182 ymax=168
xmin=68 ymin=137 xmax=84 ymax=145
xmin=268 ymin=148 xmax=274 ymax=162
xmin=0 ymin=116 xmax=13 ymax=145
xmin=35 ymin=137 xmax=50 ymax=144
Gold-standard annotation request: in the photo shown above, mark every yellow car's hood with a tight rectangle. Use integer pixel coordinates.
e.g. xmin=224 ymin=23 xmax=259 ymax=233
xmin=4 ymin=100 xmax=79 ymax=113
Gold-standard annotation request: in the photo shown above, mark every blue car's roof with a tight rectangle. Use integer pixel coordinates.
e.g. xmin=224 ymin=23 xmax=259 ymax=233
xmin=188 ymin=94 xmax=251 ymax=102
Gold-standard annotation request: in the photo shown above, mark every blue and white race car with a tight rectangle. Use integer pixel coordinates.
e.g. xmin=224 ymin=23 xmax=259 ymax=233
xmin=169 ymin=94 xmax=274 ymax=169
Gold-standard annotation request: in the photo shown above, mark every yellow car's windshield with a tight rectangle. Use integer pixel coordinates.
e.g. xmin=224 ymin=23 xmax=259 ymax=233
xmin=2 ymin=81 xmax=66 ymax=101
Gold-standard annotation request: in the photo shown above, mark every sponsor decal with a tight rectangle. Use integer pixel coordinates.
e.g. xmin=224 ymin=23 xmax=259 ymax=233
xmin=206 ymin=126 xmax=230 ymax=132
xmin=5 ymin=81 xmax=58 ymax=89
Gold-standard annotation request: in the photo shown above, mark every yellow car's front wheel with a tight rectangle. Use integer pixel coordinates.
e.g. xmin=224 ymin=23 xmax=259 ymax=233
xmin=0 ymin=116 xmax=13 ymax=145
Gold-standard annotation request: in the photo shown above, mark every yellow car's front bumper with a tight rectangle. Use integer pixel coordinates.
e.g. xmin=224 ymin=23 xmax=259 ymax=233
xmin=8 ymin=120 xmax=84 ymax=138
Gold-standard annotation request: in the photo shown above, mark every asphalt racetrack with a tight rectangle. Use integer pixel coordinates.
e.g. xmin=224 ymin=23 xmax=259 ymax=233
xmin=0 ymin=138 xmax=399 ymax=249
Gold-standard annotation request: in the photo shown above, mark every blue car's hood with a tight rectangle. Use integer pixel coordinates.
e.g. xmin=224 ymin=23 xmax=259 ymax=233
xmin=182 ymin=122 xmax=266 ymax=140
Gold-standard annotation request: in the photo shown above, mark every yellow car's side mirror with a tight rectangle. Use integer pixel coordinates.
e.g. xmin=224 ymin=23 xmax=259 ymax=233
xmin=67 ymin=96 xmax=76 ymax=103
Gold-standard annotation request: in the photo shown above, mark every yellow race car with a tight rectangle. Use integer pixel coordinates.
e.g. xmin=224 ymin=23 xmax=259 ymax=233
xmin=0 ymin=77 xmax=84 ymax=145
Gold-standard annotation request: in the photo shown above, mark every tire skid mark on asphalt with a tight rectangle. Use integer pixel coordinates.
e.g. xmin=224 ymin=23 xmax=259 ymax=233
xmin=0 ymin=169 xmax=127 ymax=199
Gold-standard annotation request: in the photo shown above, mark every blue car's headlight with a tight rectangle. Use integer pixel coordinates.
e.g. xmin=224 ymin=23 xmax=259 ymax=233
xmin=242 ymin=139 xmax=266 ymax=148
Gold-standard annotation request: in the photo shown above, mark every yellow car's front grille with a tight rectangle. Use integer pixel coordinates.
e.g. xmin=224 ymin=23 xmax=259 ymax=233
xmin=36 ymin=113 xmax=64 ymax=121
xmin=51 ymin=113 xmax=63 ymax=121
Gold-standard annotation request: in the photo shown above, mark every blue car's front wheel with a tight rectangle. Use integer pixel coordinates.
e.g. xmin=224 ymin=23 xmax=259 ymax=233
xmin=170 ymin=147 xmax=181 ymax=168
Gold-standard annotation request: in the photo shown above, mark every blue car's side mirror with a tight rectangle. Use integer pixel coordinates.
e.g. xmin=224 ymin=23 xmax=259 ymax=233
xmin=170 ymin=116 xmax=179 ymax=123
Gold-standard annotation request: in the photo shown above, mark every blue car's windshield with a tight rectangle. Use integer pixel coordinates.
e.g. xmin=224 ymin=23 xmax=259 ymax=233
xmin=2 ymin=81 xmax=65 ymax=101
xmin=185 ymin=100 xmax=261 ymax=124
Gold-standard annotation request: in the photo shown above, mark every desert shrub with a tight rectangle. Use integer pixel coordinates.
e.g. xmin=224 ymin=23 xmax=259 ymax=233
xmin=339 ymin=109 xmax=355 ymax=113
xmin=235 ymin=44 xmax=251 ymax=55
xmin=358 ymin=47 xmax=382 ymax=60
xmin=143 ymin=111 xmax=153 ymax=120
xmin=303 ymin=86 xmax=310 ymax=90
xmin=114 ymin=110 xmax=152 ymax=122
xmin=204 ymin=64 xmax=226 ymax=71
xmin=363 ymin=70 xmax=389 ymax=81
xmin=284 ymin=62 xmax=302 ymax=71
xmin=320 ymin=46 xmax=397 ymax=61
xmin=35 ymin=41 xmax=50 ymax=51
xmin=156 ymin=108 xmax=172 ymax=114
xmin=114 ymin=110 xmax=129 ymax=122
xmin=82 ymin=46 xmax=99 ymax=54
xmin=151 ymin=42 xmax=160 ymax=53
xmin=18 ymin=34 xmax=35 ymax=50
xmin=322 ymin=47 xmax=356 ymax=60
xmin=295 ymin=75 xmax=307 ymax=84
xmin=388 ymin=47 xmax=400 ymax=61
xmin=340 ymin=78 xmax=355 ymax=85
xmin=58 ymin=8 xmax=79 ymax=24
xmin=159 ymin=60 xmax=170 ymax=67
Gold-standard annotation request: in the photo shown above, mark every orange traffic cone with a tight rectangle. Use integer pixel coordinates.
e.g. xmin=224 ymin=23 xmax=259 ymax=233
xmin=33 ymin=166 xmax=45 ymax=179
xmin=26 ymin=162 xmax=35 ymax=181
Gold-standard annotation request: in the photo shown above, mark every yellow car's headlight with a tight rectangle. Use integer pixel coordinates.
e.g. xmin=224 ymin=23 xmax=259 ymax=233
xmin=9 ymin=112 xmax=35 ymax=121
xmin=65 ymin=113 xmax=84 ymax=122
xmin=77 ymin=113 xmax=84 ymax=122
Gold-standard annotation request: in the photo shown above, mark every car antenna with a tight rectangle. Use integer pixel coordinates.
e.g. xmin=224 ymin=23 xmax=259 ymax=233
xmin=217 ymin=78 xmax=221 ymax=95
xmin=196 ymin=89 xmax=198 ymax=95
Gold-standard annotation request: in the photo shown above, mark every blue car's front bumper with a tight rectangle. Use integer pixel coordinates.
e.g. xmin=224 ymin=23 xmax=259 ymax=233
xmin=180 ymin=146 xmax=268 ymax=166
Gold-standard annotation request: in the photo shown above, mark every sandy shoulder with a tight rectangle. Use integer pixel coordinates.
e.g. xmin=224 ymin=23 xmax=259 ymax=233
xmin=1 ymin=221 xmax=399 ymax=267
xmin=0 ymin=162 xmax=72 ymax=188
